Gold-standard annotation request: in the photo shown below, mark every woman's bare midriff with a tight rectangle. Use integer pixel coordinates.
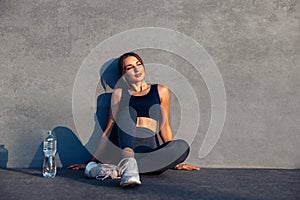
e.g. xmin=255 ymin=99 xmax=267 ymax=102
xmin=136 ymin=117 xmax=157 ymax=133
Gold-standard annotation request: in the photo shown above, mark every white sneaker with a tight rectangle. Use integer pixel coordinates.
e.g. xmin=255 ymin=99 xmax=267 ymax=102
xmin=118 ymin=158 xmax=141 ymax=187
xmin=84 ymin=161 xmax=120 ymax=180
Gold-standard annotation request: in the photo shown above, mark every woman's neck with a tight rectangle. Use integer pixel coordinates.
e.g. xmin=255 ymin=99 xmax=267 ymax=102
xmin=129 ymin=80 xmax=148 ymax=92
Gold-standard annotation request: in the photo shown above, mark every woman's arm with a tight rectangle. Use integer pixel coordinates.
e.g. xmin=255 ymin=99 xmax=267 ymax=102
xmin=68 ymin=89 xmax=122 ymax=170
xmin=157 ymin=84 xmax=200 ymax=171
xmin=157 ymin=85 xmax=173 ymax=143
xmin=91 ymin=109 xmax=115 ymax=162
xmin=68 ymin=109 xmax=116 ymax=170
xmin=91 ymin=88 xmax=122 ymax=161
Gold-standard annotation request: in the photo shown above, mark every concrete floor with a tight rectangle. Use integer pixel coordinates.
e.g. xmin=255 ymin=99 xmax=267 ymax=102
xmin=0 ymin=168 xmax=299 ymax=200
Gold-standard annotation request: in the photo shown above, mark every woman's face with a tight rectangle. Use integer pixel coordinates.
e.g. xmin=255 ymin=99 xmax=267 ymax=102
xmin=122 ymin=56 xmax=145 ymax=84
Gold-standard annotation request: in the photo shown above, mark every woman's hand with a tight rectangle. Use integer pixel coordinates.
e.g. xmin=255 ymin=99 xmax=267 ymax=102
xmin=68 ymin=163 xmax=87 ymax=170
xmin=175 ymin=163 xmax=200 ymax=171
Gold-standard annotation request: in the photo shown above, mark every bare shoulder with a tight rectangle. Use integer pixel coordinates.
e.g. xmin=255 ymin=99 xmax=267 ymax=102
xmin=157 ymin=84 xmax=170 ymax=101
xmin=111 ymin=88 xmax=122 ymax=103
xmin=112 ymin=88 xmax=122 ymax=96
xmin=157 ymin=84 xmax=169 ymax=93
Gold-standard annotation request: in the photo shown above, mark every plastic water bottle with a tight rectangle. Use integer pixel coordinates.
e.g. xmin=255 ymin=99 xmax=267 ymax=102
xmin=43 ymin=130 xmax=57 ymax=178
xmin=0 ymin=144 xmax=8 ymax=168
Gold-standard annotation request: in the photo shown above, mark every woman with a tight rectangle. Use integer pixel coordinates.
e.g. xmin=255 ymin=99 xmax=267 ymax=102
xmin=69 ymin=52 xmax=199 ymax=187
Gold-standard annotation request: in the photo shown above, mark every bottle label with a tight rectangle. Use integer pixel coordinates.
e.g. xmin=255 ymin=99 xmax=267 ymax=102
xmin=43 ymin=140 xmax=57 ymax=156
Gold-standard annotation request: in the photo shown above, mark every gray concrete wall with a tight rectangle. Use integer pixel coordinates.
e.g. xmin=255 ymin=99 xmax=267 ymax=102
xmin=0 ymin=0 xmax=299 ymax=168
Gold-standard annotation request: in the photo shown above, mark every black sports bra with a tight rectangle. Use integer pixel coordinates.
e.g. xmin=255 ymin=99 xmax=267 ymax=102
xmin=120 ymin=84 xmax=161 ymax=121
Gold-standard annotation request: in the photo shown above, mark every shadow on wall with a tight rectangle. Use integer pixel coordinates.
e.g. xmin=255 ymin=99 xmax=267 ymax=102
xmin=30 ymin=58 xmax=122 ymax=168
xmin=0 ymin=144 xmax=8 ymax=168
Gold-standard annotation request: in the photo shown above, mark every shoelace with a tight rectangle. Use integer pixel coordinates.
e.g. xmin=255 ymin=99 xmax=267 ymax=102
xmin=117 ymin=158 xmax=130 ymax=176
xmin=94 ymin=158 xmax=134 ymax=181
xmin=95 ymin=164 xmax=120 ymax=181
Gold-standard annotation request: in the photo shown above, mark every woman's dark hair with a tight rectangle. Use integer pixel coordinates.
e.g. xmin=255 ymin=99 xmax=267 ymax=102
xmin=118 ymin=52 xmax=144 ymax=75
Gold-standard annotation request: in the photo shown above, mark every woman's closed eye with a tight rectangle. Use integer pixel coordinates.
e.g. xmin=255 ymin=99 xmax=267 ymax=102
xmin=125 ymin=65 xmax=134 ymax=71
xmin=125 ymin=63 xmax=143 ymax=71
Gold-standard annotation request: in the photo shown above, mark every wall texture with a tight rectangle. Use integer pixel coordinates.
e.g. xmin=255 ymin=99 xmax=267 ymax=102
xmin=0 ymin=0 xmax=299 ymax=168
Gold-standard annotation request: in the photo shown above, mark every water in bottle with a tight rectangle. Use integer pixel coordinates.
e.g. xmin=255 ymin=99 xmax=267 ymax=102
xmin=0 ymin=144 xmax=8 ymax=168
xmin=43 ymin=130 xmax=57 ymax=178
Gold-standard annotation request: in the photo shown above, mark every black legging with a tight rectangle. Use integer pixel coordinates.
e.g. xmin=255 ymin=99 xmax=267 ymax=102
xmin=136 ymin=139 xmax=190 ymax=174
xmin=117 ymin=108 xmax=190 ymax=174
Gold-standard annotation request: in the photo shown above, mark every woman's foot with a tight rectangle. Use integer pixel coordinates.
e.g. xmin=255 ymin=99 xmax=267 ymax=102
xmin=118 ymin=158 xmax=141 ymax=187
xmin=84 ymin=161 xmax=119 ymax=180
